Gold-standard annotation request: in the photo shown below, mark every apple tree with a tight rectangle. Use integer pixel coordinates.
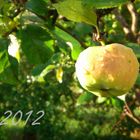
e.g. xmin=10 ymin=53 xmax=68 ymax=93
xmin=0 ymin=0 xmax=140 ymax=139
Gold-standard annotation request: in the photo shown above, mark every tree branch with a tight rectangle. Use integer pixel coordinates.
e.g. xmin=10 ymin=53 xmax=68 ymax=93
xmin=112 ymin=98 xmax=140 ymax=132
xmin=2 ymin=9 xmax=24 ymax=37
xmin=112 ymin=9 xmax=131 ymax=35
xmin=112 ymin=8 xmax=135 ymax=41
xmin=127 ymin=2 xmax=138 ymax=36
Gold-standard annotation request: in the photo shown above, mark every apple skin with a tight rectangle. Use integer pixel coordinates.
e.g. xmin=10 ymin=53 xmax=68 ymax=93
xmin=75 ymin=43 xmax=139 ymax=97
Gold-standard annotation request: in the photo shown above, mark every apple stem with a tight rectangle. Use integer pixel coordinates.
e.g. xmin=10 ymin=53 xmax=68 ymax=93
xmin=95 ymin=26 xmax=105 ymax=46
xmin=100 ymin=40 xmax=105 ymax=46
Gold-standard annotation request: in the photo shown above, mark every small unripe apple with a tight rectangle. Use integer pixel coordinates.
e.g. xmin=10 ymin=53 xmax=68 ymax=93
xmin=75 ymin=43 xmax=139 ymax=97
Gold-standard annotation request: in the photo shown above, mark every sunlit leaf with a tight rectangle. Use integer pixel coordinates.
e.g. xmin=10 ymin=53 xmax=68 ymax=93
xmin=54 ymin=0 xmax=97 ymax=27
xmin=111 ymin=97 xmax=124 ymax=109
xmin=77 ymin=92 xmax=93 ymax=105
xmin=56 ymin=67 xmax=63 ymax=83
xmin=33 ymin=64 xmax=56 ymax=82
xmin=96 ymin=96 xmax=107 ymax=104
xmin=84 ymin=0 xmax=129 ymax=9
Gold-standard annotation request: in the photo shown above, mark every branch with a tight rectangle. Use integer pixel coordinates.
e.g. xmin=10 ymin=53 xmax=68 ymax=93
xmin=112 ymin=98 xmax=140 ymax=131
xmin=112 ymin=8 xmax=135 ymax=41
xmin=2 ymin=27 xmax=17 ymax=38
xmin=127 ymin=2 xmax=138 ymax=35
xmin=2 ymin=7 xmax=24 ymax=37
xmin=112 ymin=9 xmax=131 ymax=35
xmin=124 ymin=101 xmax=140 ymax=124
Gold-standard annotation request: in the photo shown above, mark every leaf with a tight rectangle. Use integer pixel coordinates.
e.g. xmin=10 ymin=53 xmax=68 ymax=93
xmin=0 ymin=50 xmax=10 ymax=73
xmin=136 ymin=74 xmax=140 ymax=86
xmin=0 ymin=0 xmax=4 ymax=9
xmin=8 ymin=35 xmax=20 ymax=62
xmin=0 ymin=56 xmax=19 ymax=85
xmin=0 ymin=38 xmax=9 ymax=49
xmin=25 ymin=0 xmax=48 ymax=16
xmin=32 ymin=53 xmax=62 ymax=76
xmin=111 ymin=97 xmax=124 ymax=109
xmin=56 ymin=67 xmax=63 ymax=83
xmin=38 ymin=65 xmax=56 ymax=78
xmin=53 ymin=27 xmax=83 ymax=60
xmin=126 ymin=43 xmax=140 ymax=58
xmin=77 ymin=92 xmax=93 ymax=105
xmin=0 ymin=38 xmax=10 ymax=73
xmin=96 ymin=96 xmax=107 ymax=104
xmin=53 ymin=0 xmax=97 ymax=27
xmin=18 ymin=24 xmax=54 ymax=65
xmin=84 ymin=0 xmax=129 ymax=9
xmin=0 ymin=38 xmax=19 ymax=85
xmin=32 ymin=64 xmax=46 ymax=76
xmin=33 ymin=64 xmax=56 ymax=82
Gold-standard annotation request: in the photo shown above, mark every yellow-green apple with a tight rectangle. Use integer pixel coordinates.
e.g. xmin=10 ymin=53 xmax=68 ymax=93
xmin=75 ymin=43 xmax=139 ymax=97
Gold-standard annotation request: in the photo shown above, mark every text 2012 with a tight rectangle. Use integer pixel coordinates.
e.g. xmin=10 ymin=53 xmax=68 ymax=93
xmin=0 ymin=110 xmax=45 ymax=126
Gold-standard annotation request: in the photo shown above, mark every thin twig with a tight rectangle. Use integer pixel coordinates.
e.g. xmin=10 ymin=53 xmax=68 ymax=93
xmin=2 ymin=7 xmax=24 ymax=37
xmin=111 ymin=112 xmax=126 ymax=132
xmin=112 ymin=98 xmax=140 ymax=131
xmin=112 ymin=9 xmax=131 ymax=35
xmin=124 ymin=101 xmax=140 ymax=124
xmin=127 ymin=2 xmax=138 ymax=35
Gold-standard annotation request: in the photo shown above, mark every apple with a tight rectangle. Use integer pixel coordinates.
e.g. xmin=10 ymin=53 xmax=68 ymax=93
xmin=75 ymin=43 xmax=139 ymax=97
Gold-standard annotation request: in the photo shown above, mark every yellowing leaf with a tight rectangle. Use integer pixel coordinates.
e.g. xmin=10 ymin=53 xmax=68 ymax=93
xmin=56 ymin=67 xmax=63 ymax=83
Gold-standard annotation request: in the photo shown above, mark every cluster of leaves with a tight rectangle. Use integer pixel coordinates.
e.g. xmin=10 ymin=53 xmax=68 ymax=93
xmin=0 ymin=0 xmax=140 ymax=139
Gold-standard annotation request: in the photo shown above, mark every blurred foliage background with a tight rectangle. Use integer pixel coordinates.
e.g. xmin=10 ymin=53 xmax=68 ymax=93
xmin=0 ymin=0 xmax=140 ymax=140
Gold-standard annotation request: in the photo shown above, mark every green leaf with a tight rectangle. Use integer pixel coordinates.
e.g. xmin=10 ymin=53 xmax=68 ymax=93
xmin=32 ymin=64 xmax=46 ymax=76
xmin=53 ymin=0 xmax=97 ymax=27
xmin=84 ymin=0 xmax=129 ymax=9
xmin=0 ymin=38 xmax=9 ymax=49
xmin=33 ymin=65 xmax=56 ymax=82
xmin=0 ymin=0 xmax=4 ymax=9
xmin=25 ymin=0 xmax=48 ymax=16
xmin=77 ymin=92 xmax=93 ymax=105
xmin=0 ymin=38 xmax=10 ymax=73
xmin=18 ymin=24 xmax=54 ymax=65
xmin=96 ymin=96 xmax=107 ymax=104
xmin=32 ymin=53 xmax=63 ymax=82
xmin=111 ymin=97 xmax=124 ymax=109
xmin=53 ymin=27 xmax=84 ymax=60
xmin=0 ymin=56 xmax=19 ymax=85
xmin=136 ymin=74 xmax=140 ymax=85
xmin=0 ymin=38 xmax=19 ymax=85
xmin=126 ymin=43 xmax=140 ymax=58
xmin=0 ymin=50 xmax=10 ymax=74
